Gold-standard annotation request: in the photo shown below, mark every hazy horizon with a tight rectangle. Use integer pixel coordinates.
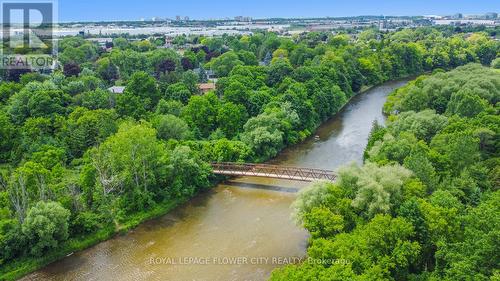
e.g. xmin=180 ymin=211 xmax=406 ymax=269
xmin=57 ymin=0 xmax=499 ymax=22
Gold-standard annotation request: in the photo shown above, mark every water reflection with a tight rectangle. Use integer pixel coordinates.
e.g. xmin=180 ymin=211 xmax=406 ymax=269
xmin=225 ymin=181 xmax=300 ymax=193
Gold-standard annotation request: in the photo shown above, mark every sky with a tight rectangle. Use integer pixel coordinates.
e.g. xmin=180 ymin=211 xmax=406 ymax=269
xmin=58 ymin=0 xmax=500 ymax=22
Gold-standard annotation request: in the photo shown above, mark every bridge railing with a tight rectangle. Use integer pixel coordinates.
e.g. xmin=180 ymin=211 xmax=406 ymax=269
xmin=211 ymin=162 xmax=337 ymax=182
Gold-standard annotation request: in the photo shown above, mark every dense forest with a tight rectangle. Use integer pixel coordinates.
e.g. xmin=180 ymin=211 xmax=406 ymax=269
xmin=0 ymin=26 xmax=498 ymax=279
xmin=270 ymin=64 xmax=499 ymax=280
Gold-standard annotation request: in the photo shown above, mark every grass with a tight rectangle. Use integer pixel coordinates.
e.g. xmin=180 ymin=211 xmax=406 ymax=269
xmin=0 ymin=197 xmax=187 ymax=281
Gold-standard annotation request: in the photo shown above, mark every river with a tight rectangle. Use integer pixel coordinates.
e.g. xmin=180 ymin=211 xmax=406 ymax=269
xmin=21 ymin=80 xmax=408 ymax=281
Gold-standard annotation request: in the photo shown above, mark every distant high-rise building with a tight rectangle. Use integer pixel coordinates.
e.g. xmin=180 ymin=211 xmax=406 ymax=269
xmin=485 ymin=12 xmax=498 ymax=19
xmin=452 ymin=13 xmax=463 ymax=19
xmin=184 ymin=16 xmax=190 ymax=21
xmin=176 ymin=15 xmax=181 ymax=21
xmin=234 ymin=16 xmax=252 ymax=22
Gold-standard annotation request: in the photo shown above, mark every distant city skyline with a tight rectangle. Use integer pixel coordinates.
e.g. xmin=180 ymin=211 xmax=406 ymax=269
xmin=58 ymin=0 xmax=499 ymax=22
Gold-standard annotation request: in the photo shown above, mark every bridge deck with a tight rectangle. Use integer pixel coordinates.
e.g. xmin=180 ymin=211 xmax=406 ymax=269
xmin=211 ymin=162 xmax=336 ymax=182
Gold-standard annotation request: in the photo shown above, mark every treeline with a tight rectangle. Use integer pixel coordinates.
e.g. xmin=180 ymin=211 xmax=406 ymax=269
xmin=270 ymin=64 xmax=499 ymax=280
xmin=0 ymin=27 xmax=498 ymax=279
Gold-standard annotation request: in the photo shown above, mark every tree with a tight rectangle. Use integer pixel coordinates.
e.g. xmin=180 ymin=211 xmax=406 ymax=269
xmin=165 ymin=82 xmax=192 ymax=104
xmin=491 ymin=57 xmax=500 ymax=69
xmin=181 ymin=93 xmax=219 ymax=138
xmin=118 ymin=71 xmax=160 ymax=115
xmin=181 ymin=57 xmax=194 ymax=70
xmin=90 ymin=122 xmax=168 ymax=213
xmin=403 ymin=144 xmax=437 ymax=192
xmin=79 ymin=74 xmax=105 ymax=92
xmin=367 ymin=132 xmax=417 ymax=165
xmin=96 ymin=57 xmax=119 ymax=82
xmin=437 ymin=191 xmax=499 ymax=280
xmin=59 ymin=37 xmax=85 ymax=50
xmin=237 ymin=50 xmax=258 ymax=66
xmin=302 ymin=207 xmax=344 ymax=239
xmin=8 ymin=83 xmax=70 ymax=124
xmin=389 ymin=110 xmax=448 ymax=143
xmin=198 ymin=64 xmax=209 ymax=83
xmin=112 ymin=37 xmax=129 ymax=49
xmin=18 ymin=117 xmax=55 ymax=158
xmin=63 ymin=62 xmax=81 ymax=77
xmin=183 ymin=50 xmax=198 ymax=68
xmin=18 ymin=72 xmax=49 ymax=85
xmin=339 ymin=162 xmax=413 ymax=219
xmin=126 ymin=71 xmax=159 ymax=104
xmin=291 ymin=181 xmax=336 ymax=224
xmin=5 ymin=69 xmax=31 ymax=82
xmin=115 ymin=92 xmax=148 ymax=120
xmin=110 ymin=49 xmax=148 ymax=80
xmin=397 ymin=199 xmax=430 ymax=254
xmin=31 ymin=145 xmax=66 ymax=170
xmin=0 ymin=82 xmax=22 ymax=104
xmin=199 ymin=139 xmax=251 ymax=162
xmin=216 ymin=102 xmax=248 ymax=139
xmin=157 ymin=59 xmax=177 ymax=74
xmin=472 ymin=36 xmax=497 ymax=65
xmin=263 ymin=51 xmax=272 ymax=66
xmin=65 ymin=108 xmax=118 ymax=158
xmin=446 ymin=90 xmax=488 ymax=118
xmin=273 ymin=215 xmax=420 ymax=280
xmin=240 ymin=116 xmax=284 ymax=160
xmin=152 ymin=114 xmax=191 ymax=141
xmin=289 ymin=44 xmax=315 ymax=66
xmin=209 ymin=51 xmax=244 ymax=77
xmin=385 ymin=64 xmax=499 ymax=115
xmin=267 ymin=59 xmax=293 ymax=86
xmin=328 ymin=34 xmax=350 ymax=47
xmin=181 ymin=70 xmax=200 ymax=94
xmin=59 ymin=46 xmax=85 ymax=65
xmin=431 ymin=131 xmax=481 ymax=175
xmin=133 ymin=40 xmax=154 ymax=52
xmin=420 ymin=190 xmax=463 ymax=245
xmin=0 ymin=112 xmax=16 ymax=162
xmin=247 ymin=89 xmax=272 ymax=117
xmin=279 ymin=81 xmax=317 ymax=131
xmin=155 ymin=99 xmax=183 ymax=116
xmin=22 ymin=201 xmax=70 ymax=256
xmin=165 ymin=146 xmax=211 ymax=197
xmin=223 ymin=81 xmax=250 ymax=110
xmin=79 ymin=89 xmax=113 ymax=110
xmin=272 ymin=48 xmax=289 ymax=62
xmin=0 ymin=219 xmax=26 ymax=263
xmin=203 ymin=37 xmax=224 ymax=53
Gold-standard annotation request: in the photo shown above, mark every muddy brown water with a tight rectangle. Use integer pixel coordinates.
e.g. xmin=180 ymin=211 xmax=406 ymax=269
xmin=21 ymin=80 xmax=408 ymax=281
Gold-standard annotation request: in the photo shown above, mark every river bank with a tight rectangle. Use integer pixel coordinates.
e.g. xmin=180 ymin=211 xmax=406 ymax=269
xmin=15 ymin=79 xmax=410 ymax=281
xmin=1 ymin=78 xmax=390 ymax=281
xmin=0 ymin=198 xmax=187 ymax=281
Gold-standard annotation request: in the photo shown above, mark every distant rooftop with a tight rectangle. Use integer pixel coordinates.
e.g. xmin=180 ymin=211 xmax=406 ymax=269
xmin=108 ymin=86 xmax=126 ymax=94
xmin=198 ymin=83 xmax=216 ymax=93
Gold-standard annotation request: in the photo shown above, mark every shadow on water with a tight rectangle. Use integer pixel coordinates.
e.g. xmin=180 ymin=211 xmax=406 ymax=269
xmin=224 ymin=181 xmax=300 ymax=193
xmin=43 ymin=255 xmax=89 ymax=275
xmin=142 ymin=188 xmax=219 ymax=230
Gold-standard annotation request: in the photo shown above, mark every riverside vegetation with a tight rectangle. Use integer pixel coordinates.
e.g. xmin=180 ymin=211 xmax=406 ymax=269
xmin=0 ymin=26 xmax=499 ymax=279
xmin=270 ymin=64 xmax=500 ymax=280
